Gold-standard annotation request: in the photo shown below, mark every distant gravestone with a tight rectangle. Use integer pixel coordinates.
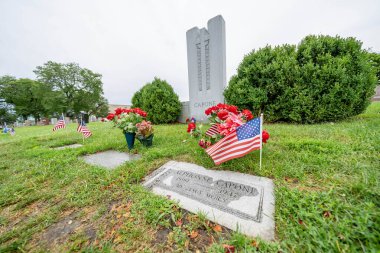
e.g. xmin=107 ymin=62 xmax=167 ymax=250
xmin=186 ymin=15 xmax=226 ymax=122
xmin=143 ymin=161 xmax=275 ymax=240
xmin=51 ymin=118 xmax=58 ymax=125
xmin=373 ymin=85 xmax=380 ymax=101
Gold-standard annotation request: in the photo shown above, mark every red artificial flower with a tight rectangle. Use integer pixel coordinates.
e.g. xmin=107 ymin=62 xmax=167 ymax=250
xmin=114 ymin=107 xmax=123 ymax=115
xmin=106 ymin=113 xmax=115 ymax=120
xmin=205 ymin=106 xmax=219 ymax=115
xmin=122 ymin=108 xmax=132 ymax=114
xmin=131 ymin=108 xmax=147 ymax=117
xmin=242 ymin=109 xmax=254 ymax=121
xmin=187 ymin=122 xmax=196 ymax=133
xmin=198 ymin=139 xmax=206 ymax=148
xmin=217 ymin=109 xmax=229 ymax=120
xmin=262 ymin=130 xmax=270 ymax=143
xmin=101 ymin=118 xmax=105 ymax=122
xmin=227 ymin=105 xmax=239 ymax=115
xmin=217 ymin=103 xmax=227 ymax=110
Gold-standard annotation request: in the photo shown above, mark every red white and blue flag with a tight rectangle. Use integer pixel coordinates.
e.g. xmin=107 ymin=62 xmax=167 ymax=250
xmin=77 ymin=120 xmax=92 ymax=138
xmin=206 ymin=117 xmax=262 ymax=165
xmin=205 ymin=124 xmax=219 ymax=137
xmin=52 ymin=116 xmax=66 ymax=131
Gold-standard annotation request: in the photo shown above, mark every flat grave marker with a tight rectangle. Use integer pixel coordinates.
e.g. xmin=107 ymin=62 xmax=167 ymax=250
xmin=143 ymin=161 xmax=275 ymax=240
xmin=82 ymin=150 xmax=141 ymax=169
xmin=53 ymin=144 xmax=83 ymax=150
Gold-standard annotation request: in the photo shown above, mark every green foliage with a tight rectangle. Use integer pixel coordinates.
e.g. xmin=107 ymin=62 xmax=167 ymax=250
xmin=34 ymin=61 xmax=107 ymax=117
xmin=1 ymin=78 xmax=53 ymax=122
xmin=132 ymin=77 xmax=181 ymax=124
xmin=225 ymin=35 xmax=377 ymax=123
xmin=0 ymin=101 xmax=17 ymax=125
xmin=368 ymin=52 xmax=380 ymax=84
xmin=0 ymin=76 xmax=18 ymax=124
xmin=89 ymin=96 xmax=109 ymax=118
xmin=113 ymin=112 xmax=143 ymax=133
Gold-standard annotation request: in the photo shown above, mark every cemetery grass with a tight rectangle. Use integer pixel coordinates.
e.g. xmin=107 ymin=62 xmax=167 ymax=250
xmin=0 ymin=103 xmax=379 ymax=252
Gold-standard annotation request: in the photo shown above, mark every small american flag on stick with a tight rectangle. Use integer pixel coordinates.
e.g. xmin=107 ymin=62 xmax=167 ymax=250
xmin=205 ymin=124 xmax=219 ymax=137
xmin=77 ymin=120 xmax=92 ymax=138
xmin=206 ymin=117 xmax=262 ymax=165
xmin=52 ymin=115 xmax=66 ymax=131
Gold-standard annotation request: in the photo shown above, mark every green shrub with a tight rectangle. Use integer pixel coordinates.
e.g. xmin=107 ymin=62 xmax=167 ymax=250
xmin=224 ymin=35 xmax=377 ymax=123
xmin=132 ymin=77 xmax=181 ymax=124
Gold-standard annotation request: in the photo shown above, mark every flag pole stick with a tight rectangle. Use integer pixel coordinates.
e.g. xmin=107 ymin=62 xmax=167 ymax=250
xmin=81 ymin=115 xmax=84 ymax=144
xmin=260 ymin=113 xmax=263 ymax=170
xmin=63 ymin=113 xmax=68 ymax=139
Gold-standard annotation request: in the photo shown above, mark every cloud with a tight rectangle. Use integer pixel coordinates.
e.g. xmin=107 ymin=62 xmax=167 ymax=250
xmin=0 ymin=0 xmax=379 ymax=104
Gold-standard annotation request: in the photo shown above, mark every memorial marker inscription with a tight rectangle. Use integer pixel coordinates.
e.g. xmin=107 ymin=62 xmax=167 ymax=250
xmin=186 ymin=15 xmax=226 ymax=122
xmin=143 ymin=161 xmax=275 ymax=240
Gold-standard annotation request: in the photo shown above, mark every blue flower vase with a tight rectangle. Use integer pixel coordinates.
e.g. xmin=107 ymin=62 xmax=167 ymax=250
xmin=124 ymin=132 xmax=136 ymax=150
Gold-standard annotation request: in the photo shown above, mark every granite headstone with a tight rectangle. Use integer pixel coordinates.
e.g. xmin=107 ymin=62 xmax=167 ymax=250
xmin=143 ymin=161 xmax=275 ymax=240
xmin=186 ymin=15 xmax=226 ymax=122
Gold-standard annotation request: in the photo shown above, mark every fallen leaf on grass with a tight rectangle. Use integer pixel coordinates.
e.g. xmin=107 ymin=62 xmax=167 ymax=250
xmin=175 ymin=219 xmax=183 ymax=227
xmin=251 ymin=239 xmax=259 ymax=248
xmin=223 ymin=244 xmax=235 ymax=253
xmin=189 ymin=230 xmax=199 ymax=239
xmin=213 ymin=224 xmax=222 ymax=232
xmin=209 ymin=235 xmax=215 ymax=244
xmin=285 ymin=177 xmax=299 ymax=183
xmin=113 ymin=235 xmax=123 ymax=243
xmin=110 ymin=204 xmax=118 ymax=213
xmin=298 ymin=219 xmax=304 ymax=225
xmin=323 ymin=211 xmax=331 ymax=218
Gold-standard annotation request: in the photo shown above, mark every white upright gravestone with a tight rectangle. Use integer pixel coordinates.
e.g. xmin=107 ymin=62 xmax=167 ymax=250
xmin=186 ymin=15 xmax=226 ymax=122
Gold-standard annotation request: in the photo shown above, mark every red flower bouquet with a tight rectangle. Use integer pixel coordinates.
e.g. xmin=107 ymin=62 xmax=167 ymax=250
xmin=187 ymin=103 xmax=270 ymax=150
xmin=106 ymin=107 xmax=148 ymax=133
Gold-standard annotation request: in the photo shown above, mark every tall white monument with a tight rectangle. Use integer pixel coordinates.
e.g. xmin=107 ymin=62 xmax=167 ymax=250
xmin=186 ymin=15 xmax=226 ymax=122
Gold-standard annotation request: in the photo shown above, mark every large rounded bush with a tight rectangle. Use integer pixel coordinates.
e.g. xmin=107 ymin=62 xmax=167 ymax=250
xmin=224 ymin=35 xmax=377 ymax=123
xmin=132 ymin=77 xmax=181 ymax=124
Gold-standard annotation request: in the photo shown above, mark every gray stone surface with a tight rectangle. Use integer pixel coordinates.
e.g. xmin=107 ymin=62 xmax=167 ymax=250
xmin=82 ymin=150 xmax=141 ymax=169
xmin=178 ymin=101 xmax=190 ymax=123
xmin=54 ymin=144 xmax=83 ymax=150
xmin=143 ymin=161 xmax=275 ymax=240
xmin=186 ymin=15 xmax=226 ymax=122
xmin=372 ymin=85 xmax=380 ymax=101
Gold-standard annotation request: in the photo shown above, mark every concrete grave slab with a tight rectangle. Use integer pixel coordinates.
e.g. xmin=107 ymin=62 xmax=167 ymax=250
xmin=143 ymin=161 xmax=275 ymax=241
xmin=82 ymin=150 xmax=141 ymax=169
xmin=53 ymin=144 xmax=83 ymax=150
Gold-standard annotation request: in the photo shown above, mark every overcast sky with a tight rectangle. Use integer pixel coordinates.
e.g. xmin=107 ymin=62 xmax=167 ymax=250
xmin=1 ymin=0 xmax=379 ymax=105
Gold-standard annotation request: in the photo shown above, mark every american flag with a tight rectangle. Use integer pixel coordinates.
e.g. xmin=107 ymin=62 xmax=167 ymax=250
xmin=52 ymin=116 xmax=66 ymax=131
xmin=206 ymin=117 xmax=261 ymax=165
xmin=77 ymin=120 xmax=92 ymax=138
xmin=205 ymin=124 xmax=219 ymax=137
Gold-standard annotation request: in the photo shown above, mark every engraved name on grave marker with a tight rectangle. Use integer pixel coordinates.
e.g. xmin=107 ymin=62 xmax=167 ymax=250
xmin=143 ymin=161 xmax=275 ymax=240
xmin=186 ymin=15 xmax=226 ymax=122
